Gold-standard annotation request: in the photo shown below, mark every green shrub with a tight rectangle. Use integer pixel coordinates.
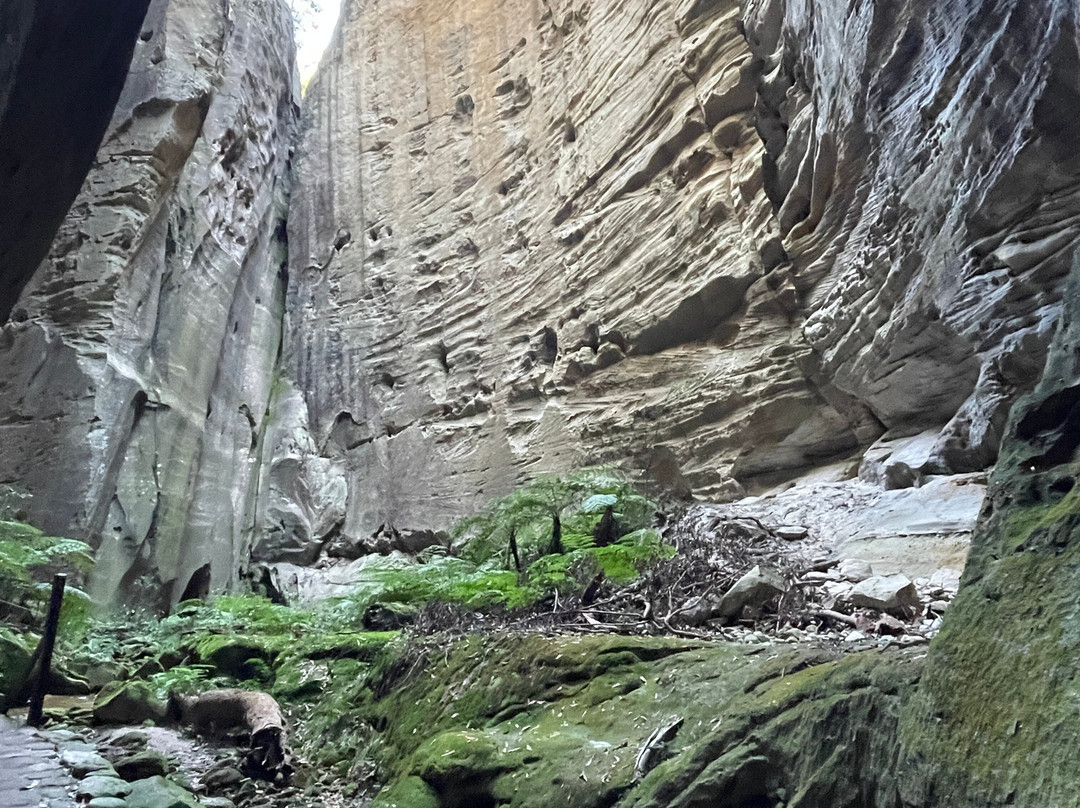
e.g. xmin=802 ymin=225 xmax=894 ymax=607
xmin=325 ymin=469 xmax=670 ymax=612
xmin=0 ymin=519 xmax=94 ymax=635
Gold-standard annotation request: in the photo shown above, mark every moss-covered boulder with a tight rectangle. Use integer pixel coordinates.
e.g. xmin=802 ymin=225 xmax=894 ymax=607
xmin=93 ymin=680 xmax=167 ymax=724
xmin=114 ymin=749 xmax=171 ymax=781
xmin=123 ymin=776 xmax=201 ymax=808
xmin=0 ymin=627 xmax=32 ymax=709
xmin=354 ymin=634 xmax=922 ymax=808
xmin=197 ymin=637 xmax=276 ymax=682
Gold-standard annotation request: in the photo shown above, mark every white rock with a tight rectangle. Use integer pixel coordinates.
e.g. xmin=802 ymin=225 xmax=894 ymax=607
xmin=776 ymin=525 xmax=809 ymax=540
xmin=838 ymin=559 xmax=874 ymax=582
xmin=850 ymin=574 xmax=921 ymax=616
xmin=929 ymin=567 xmax=963 ymax=593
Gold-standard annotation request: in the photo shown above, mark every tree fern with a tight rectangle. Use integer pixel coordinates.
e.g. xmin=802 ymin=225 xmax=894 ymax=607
xmin=0 ymin=519 xmax=94 ymax=633
xmin=453 ymin=467 xmax=659 ymax=567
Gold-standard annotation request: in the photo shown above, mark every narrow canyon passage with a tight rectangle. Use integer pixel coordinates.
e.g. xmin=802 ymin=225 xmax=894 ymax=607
xmin=0 ymin=0 xmax=1078 ymax=806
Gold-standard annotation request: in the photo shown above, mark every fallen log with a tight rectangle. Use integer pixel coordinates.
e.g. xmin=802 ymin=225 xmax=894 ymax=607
xmin=168 ymin=688 xmax=292 ymax=783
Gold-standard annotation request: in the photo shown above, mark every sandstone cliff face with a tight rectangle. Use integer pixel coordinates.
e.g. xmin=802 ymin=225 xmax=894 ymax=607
xmin=281 ymin=0 xmax=1080 ymax=550
xmin=0 ymin=0 xmax=299 ymax=607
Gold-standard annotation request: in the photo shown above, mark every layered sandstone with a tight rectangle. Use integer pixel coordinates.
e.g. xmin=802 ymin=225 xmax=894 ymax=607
xmin=278 ymin=0 xmax=1080 ymax=553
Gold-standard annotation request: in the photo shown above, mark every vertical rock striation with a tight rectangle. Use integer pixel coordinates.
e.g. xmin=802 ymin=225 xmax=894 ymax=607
xmin=280 ymin=0 xmax=1080 ymax=551
xmin=743 ymin=0 xmax=1080 ymax=474
xmin=0 ymin=0 xmax=299 ymax=608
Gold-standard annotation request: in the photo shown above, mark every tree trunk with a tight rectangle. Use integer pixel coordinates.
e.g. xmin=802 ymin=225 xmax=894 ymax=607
xmin=508 ymin=528 xmax=521 ymax=571
xmin=548 ymin=513 xmax=564 ymax=555
xmin=168 ymin=688 xmax=292 ymax=782
xmin=593 ymin=505 xmax=618 ymax=547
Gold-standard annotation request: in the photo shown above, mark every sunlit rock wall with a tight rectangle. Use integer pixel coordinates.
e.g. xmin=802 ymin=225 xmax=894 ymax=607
xmin=0 ymin=0 xmax=299 ymax=608
xmin=281 ymin=0 xmax=1080 ymax=550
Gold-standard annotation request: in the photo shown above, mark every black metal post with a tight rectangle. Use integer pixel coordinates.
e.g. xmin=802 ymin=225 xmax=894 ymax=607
xmin=27 ymin=573 xmax=65 ymax=727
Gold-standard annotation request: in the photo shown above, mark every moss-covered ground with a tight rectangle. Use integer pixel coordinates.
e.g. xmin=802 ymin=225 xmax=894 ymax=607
xmin=355 ymin=635 xmax=922 ymax=808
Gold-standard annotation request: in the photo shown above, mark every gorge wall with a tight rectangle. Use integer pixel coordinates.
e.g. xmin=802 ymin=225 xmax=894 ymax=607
xmin=2 ymin=0 xmax=1080 ymax=804
xmin=276 ymin=0 xmax=1080 ymax=558
xmin=0 ymin=0 xmax=298 ymax=608
xmin=1 ymin=0 xmax=1078 ymax=598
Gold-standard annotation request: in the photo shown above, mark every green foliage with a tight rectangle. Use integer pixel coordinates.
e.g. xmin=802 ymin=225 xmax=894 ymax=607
xmin=332 ymin=470 xmax=670 ymax=612
xmin=0 ymin=520 xmax=94 ymax=585
xmin=453 ymin=467 xmax=658 ymax=567
xmin=322 ymin=545 xmax=653 ymax=614
xmin=150 ymin=664 xmax=220 ymax=699
xmin=0 ymin=518 xmax=94 ymax=636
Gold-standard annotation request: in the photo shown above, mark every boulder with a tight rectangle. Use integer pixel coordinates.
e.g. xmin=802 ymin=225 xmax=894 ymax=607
xmin=715 ymin=566 xmax=788 ymax=621
xmin=77 ymin=775 xmax=132 ymax=801
xmin=114 ymin=749 xmax=170 ymax=781
xmin=124 ymin=776 xmax=202 ymax=808
xmin=0 ymin=628 xmax=32 ymax=707
xmin=850 ymin=575 xmax=921 ymax=617
xmin=60 ymin=747 xmax=114 ymax=777
xmin=202 ymin=765 xmax=244 ymax=792
xmin=87 ymin=798 xmax=129 ymax=808
xmin=838 ymin=559 xmax=874 ymax=583
xmin=93 ymin=680 xmax=167 ymax=725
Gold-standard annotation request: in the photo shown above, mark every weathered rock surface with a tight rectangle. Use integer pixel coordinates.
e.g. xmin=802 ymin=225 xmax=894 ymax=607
xmin=898 ymin=246 xmax=1080 ymax=805
xmin=0 ymin=0 xmax=299 ymax=607
xmin=278 ymin=0 xmax=1080 ymax=550
xmin=697 ymin=470 xmax=985 ymax=579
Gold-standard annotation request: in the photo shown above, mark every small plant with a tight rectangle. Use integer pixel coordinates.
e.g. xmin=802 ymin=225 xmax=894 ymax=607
xmin=0 ymin=519 xmax=94 ymax=634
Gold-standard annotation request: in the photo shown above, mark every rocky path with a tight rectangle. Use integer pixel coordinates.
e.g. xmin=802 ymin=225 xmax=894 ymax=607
xmin=0 ymin=716 xmax=76 ymax=808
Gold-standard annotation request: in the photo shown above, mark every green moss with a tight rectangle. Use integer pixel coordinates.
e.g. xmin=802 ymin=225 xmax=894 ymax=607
xmin=1002 ymin=486 xmax=1080 ymax=553
xmin=369 ymin=776 xmax=439 ymax=808
xmin=353 ymin=634 xmax=921 ymax=808
xmin=900 ymin=506 xmax=1080 ymax=805
xmin=0 ymin=628 xmax=32 ymax=709
xmin=412 ymin=730 xmax=505 ymax=784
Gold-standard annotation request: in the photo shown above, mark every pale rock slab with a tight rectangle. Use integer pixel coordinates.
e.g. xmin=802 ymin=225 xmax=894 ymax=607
xmin=701 ymin=471 xmax=985 ymax=579
xmin=851 ymin=575 xmax=921 ymax=617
